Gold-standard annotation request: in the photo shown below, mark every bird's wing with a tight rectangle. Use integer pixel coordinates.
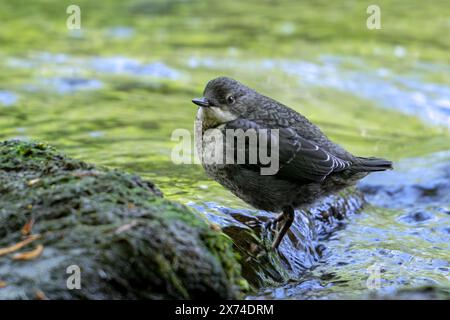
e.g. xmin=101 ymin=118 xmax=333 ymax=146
xmin=223 ymin=119 xmax=352 ymax=182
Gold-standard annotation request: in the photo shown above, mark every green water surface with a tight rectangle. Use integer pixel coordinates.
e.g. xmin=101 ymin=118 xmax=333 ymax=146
xmin=0 ymin=0 xmax=449 ymax=299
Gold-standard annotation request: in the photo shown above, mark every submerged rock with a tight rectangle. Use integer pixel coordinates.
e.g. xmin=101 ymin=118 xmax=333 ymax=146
xmin=192 ymin=188 xmax=365 ymax=289
xmin=0 ymin=140 xmax=246 ymax=299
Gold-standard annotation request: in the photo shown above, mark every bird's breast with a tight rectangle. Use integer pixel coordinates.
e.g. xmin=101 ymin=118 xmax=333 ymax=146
xmin=195 ymin=122 xmax=228 ymax=170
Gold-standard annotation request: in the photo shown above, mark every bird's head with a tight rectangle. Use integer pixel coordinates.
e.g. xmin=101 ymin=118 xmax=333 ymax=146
xmin=192 ymin=77 xmax=257 ymax=129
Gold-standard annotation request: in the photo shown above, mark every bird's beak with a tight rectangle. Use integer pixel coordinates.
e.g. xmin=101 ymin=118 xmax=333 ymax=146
xmin=192 ymin=97 xmax=211 ymax=108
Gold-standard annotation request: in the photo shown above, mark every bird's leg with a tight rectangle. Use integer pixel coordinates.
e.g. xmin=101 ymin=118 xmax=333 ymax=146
xmin=271 ymin=206 xmax=295 ymax=250
xmin=264 ymin=212 xmax=285 ymax=231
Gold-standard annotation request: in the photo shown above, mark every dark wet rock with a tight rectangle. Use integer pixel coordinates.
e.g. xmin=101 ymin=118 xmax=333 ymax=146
xmin=192 ymin=188 xmax=365 ymax=289
xmin=0 ymin=140 xmax=246 ymax=299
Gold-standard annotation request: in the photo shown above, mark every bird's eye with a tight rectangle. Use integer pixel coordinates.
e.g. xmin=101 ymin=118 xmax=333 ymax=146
xmin=227 ymin=95 xmax=235 ymax=104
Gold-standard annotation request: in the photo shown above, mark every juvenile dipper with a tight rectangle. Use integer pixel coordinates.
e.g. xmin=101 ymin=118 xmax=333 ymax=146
xmin=193 ymin=77 xmax=392 ymax=250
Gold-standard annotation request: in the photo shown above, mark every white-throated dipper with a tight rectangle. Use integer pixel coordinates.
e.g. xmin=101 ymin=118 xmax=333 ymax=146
xmin=193 ymin=77 xmax=392 ymax=250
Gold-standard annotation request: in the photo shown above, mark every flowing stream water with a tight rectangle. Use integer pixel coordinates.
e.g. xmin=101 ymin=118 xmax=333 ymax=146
xmin=0 ymin=0 xmax=449 ymax=299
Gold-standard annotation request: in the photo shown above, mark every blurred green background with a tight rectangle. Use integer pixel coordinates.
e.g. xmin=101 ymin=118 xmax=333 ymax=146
xmin=0 ymin=0 xmax=449 ymax=300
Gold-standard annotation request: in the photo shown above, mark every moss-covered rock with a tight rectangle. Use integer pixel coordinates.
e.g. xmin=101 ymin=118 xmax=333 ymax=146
xmin=0 ymin=140 xmax=246 ymax=299
xmin=199 ymin=188 xmax=365 ymax=289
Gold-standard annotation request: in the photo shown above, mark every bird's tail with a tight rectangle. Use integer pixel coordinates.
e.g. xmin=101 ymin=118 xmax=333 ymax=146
xmin=352 ymin=156 xmax=393 ymax=172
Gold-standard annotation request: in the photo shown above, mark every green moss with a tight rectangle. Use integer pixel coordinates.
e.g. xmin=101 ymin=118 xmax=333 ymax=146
xmin=0 ymin=140 xmax=247 ymax=299
xmin=202 ymin=230 xmax=250 ymax=292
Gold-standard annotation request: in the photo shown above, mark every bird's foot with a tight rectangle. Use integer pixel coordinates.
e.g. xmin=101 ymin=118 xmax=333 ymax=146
xmin=263 ymin=213 xmax=285 ymax=232
xmin=269 ymin=207 xmax=295 ymax=250
xmin=263 ymin=219 xmax=278 ymax=232
xmin=262 ymin=214 xmax=286 ymax=252
xmin=245 ymin=219 xmax=261 ymax=229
